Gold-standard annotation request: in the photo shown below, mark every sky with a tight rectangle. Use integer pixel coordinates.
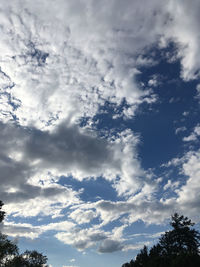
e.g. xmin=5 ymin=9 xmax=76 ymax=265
xmin=0 ymin=0 xmax=200 ymax=266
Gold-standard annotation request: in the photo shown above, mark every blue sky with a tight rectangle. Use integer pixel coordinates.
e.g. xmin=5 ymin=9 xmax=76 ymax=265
xmin=0 ymin=1 xmax=200 ymax=267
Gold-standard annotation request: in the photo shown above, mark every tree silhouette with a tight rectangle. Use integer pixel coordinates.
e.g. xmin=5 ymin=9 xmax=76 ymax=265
xmin=159 ymin=213 xmax=200 ymax=256
xmin=0 ymin=201 xmax=5 ymax=223
xmin=122 ymin=213 xmax=200 ymax=267
xmin=0 ymin=233 xmax=18 ymax=266
xmin=5 ymin=250 xmax=48 ymax=267
xmin=0 ymin=201 xmax=48 ymax=267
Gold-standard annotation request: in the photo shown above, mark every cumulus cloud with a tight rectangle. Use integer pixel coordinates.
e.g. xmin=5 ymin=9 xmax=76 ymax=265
xmin=0 ymin=119 xmax=149 ymax=212
xmin=0 ymin=222 xmax=42 ymax=239
xmin=0 ymin=0 xmax=200 ymax=257
xmin=1 ymin=0 xmax=200 ymax=129
xmin=24 ymin=121 xmax=119 ymax=179
xmin=4 ymin=184 xmax=81 ymax=218
xmin=176 ymin=149 xmax=200 ymax=217
xmin=55 ymin=227 xmax=107 ymax=251
xmin=1 ymin=219 xmax=77 ymax=241
xmin=98 ymin=239 xmax=123 ymax=253
xmin=165 ymin=0 xmax=200 ymax=80
xmin=2 ymin=145 xmax=200 ymax=252
xmin=0 ymin=0 xmax=162 ymax=128
xmin=69 ymin=208 xmax=97 ymax=224
xmin=159 ymin=149 xmax=200 ymax=222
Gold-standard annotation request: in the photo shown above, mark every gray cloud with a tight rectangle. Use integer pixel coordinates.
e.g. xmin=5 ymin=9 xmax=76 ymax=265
xmin=0 ymin=0 xmax=200 ymax=255
xmin=0 ymin=120 xmax=119 ymax=208
xmin=0 ymin=223 xmax=41 ymax=239
xmin=1 ymin=182 xmax=73 ymax=204
xmin=98 ymin=239 xmax=123 ymax=253
xmin=25 ymin=121 xmax=118 ymax=175
xmin=95 ymin=198 xmax=176 ymax=226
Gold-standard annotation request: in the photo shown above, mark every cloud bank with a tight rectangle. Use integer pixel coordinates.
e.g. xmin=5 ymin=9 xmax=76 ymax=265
xmin=0 ymin=0 xmax=200 ymax=257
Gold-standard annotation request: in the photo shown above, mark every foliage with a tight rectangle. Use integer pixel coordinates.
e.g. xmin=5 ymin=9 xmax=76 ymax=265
xmin=0 ymin=201 xmax=5 ymax=223
xmin=5 ymin=250 xmax=48 ymax=267
xmin=0 ymin=201 xmax=48 ymax=267
xmin=0 ymin=233 xmax=18 ymax=266
xmin=122 ymin=213 xmax=200 ymax=267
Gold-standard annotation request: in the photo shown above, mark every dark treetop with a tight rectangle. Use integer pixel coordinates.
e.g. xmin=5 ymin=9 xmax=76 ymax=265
xmin=0 ymin=201 xmax=49 ymax=267
xmin=122 ymin=213 xmax=200 ymax=267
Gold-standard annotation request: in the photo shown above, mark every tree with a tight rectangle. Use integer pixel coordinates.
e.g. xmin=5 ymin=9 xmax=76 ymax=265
xmin=5 ymin=250 xmax=48 ymax=267
xmin=134 ymin=246 xmax=149 ymax=267
xmin=0 ymin=201 xmax=5 ymax=223
xmin=122 ymin=213 xmax=200 ymax=267
xmin=0 ymin=233 xmax=18 ymax=266
xmin=0 ymin=201 xmax=18 ymax=266
xmin=122 ymin=263 xmax=130 ymax=267
xmin=159 ymin=213 xmax=200 ymax=256
xmin=0 ymin=201 xmax=48 ymax=267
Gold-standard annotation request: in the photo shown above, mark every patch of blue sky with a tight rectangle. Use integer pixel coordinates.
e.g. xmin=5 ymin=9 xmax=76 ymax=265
xmin=18 ymin=234 xmax=135 ymax=267
xmin=77 ymin=43 xmax=200 ymax=214
xmin=59 ymin=175 xmax=120 ymax=202
xmin=155 ymin=169 xmax=186 ymax=200
xmin=80 ymin=100 xmax=128 ymax=137
xmin=79 ymin=43 xmax=200 ymax=170
xmin=125 ymin=220 xmax=167 ymax=237
xmin=129 ymin=44 xmax=200 ymax=168
xmin=17 ymin=235 xmax=81 ymax=267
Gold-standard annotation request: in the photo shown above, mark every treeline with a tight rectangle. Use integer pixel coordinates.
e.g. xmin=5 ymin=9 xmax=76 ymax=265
xmin=122 ymin=213 xmax=200 ymax=267
xmin=0 ymin=200 xmax=48 ymax=267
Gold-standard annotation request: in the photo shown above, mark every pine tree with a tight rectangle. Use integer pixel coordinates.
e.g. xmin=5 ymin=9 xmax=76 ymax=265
xmin=159 ymin=213 xmax=200 ymax=256
xmin=122 ymin=213 xmax=200 ymax=267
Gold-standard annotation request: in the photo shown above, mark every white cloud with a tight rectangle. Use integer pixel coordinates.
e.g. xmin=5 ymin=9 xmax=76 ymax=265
xmin=176 ymin=150 xmax=200 ymax=217
xmin=1 ymin=0 xmax=200 ymax=130
xmin=55 ymin=227 xmax=107 ymax=251
xmin=3 ymin=181 xmax=82 ymax=218
xmin=0 ymin=0 xmax=161 ymax=129
xmin=0 ymin=222 xmax=41 ymax=239
xmin=0 ymin=120 xmax=148 ymax=213
xmin=122 ymin=241 xmax=151 ymax=252
xmin=0 ymin=0 xmax=200 ymax=130
xmin=183 ymin=124 xmax=200 ymax=142
xmin=1 ymin=219 xmax=76 ymax=241
xmin=163 ymin=180 xmax=180 ymax=191
xmin=175 ymin=126 xmax=186 ymax=134
xmin=148 ymin=75 xmax=161 ymax=87
xmin=0 ymin=0 xmax=200 ymax=257
xmin=183 ymin=111 xmax=189 ymax=116
xmin=194 ymin=125 xmax=200 ymax=135
xmin=160 ymin=149 xmax=200 ymax=221
xmin=196 ymin=84 xmax=200 ymax=101
xmin=164 ymin=0 xmax=200 ymax=80
xmin=69 ymin=209 xmax=97 ymax=224
xmin=3 ymin=145 xmax=200 ymax=252
xmin=183 ymin=133 xmax=197 ymax=142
